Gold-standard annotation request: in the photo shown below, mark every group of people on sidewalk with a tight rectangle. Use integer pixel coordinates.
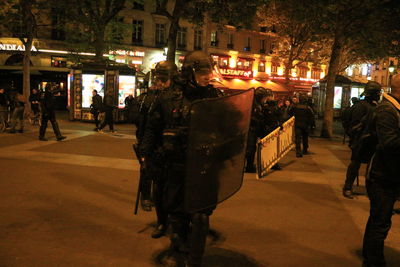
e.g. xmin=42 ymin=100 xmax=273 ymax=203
xmin=342 ymin=77 xmax=400 ymax=267
xmin=0 ymin=83 xmax=66 ymax=141
xmin=244 ymin=88 xmax=315 ymax=173
xmin=90 ymin=90 xmax=117 ymax=133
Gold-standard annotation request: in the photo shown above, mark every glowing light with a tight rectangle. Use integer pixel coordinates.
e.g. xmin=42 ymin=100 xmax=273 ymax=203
xmin=277 ymin=67 xmax=284 ymax=76
xmin=320 ymin=72 xmax=325 ymax=79
xmin=291 ymin=69 xmax=297 ymax=77
xmin=307 ymin=70 xmax=312 ymax=79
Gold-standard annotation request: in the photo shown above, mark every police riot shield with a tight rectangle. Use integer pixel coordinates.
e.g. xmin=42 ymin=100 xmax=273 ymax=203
xmin=184 ymin=89 xmax=254 ymax=213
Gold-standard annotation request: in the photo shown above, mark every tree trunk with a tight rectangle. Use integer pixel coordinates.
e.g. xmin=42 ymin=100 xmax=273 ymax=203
xmin=166 ymin=0 xmax=186 ymax=63
xmin=284 ymin=48 xmax=295 ymax=84
xmin=320 ymin=34 xmax=344 ymax=138
xmin=94 ymin=27 xmax=106 ymax=60
xmin=23 ymin=38 xmax=33 ymax=114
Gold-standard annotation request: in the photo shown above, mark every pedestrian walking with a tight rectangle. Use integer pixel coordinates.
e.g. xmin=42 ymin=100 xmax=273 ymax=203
xmin=90 ymin=90 xmax=103 ymax=131
xmin=0 ymin=87 xmax=9 ymax=131
xmin=97 ymin=92 xmax=116 ymax=133
xmin=8 ymin=90 xmax=26 ymax=133
xmin=38 ymin=84 xmax=66 ymax=141
xmin=362 ymin=75 xmax=400 ymax=267
xmin=342 ymin=82 xmax=381 ymax=199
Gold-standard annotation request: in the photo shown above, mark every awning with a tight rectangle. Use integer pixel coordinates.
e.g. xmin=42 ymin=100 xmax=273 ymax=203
xmin=211 ymin=78 xmax=290 ymax=92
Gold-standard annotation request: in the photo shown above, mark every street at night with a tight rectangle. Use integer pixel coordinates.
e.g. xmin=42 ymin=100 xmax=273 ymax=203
xmin=1 ymin=115 xmax=399 ymax=267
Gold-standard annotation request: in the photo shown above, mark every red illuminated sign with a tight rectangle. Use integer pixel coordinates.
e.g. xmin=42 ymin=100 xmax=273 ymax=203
xmin=220 ymin=68 xmax=253 ymax=79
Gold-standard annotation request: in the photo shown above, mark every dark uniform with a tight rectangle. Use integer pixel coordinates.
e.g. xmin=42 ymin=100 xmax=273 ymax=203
xmin=135 ymin=61 xmax=179 ymax=238
xmin=343 ymin=82 xmax=381 ymax=199
xmin=29 ymin=91 xmax=40 ymax=117
xmin=0 ymin=89 xmax=9 ymax=128
xmin=362 ymin=91 xmax=400 ymax=267
xmin=39 ymin=85 xmax=66 ymax=141
xmin=245 ymin=87 xmax=271 ymax=173
xmin=288 ymin=96 xmax=314 ymax=157
xmin=142 ymin=52 xmax=223 ymax=267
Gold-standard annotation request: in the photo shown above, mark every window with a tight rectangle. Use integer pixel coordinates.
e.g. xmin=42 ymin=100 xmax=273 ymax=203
xmin=177 ymin=27 xmax=187 ymax=50
xmin=51 ymin=8 xmax=65 ymax=41
xmin=227 ymin=33 xmax=234 ymax=49
xmin=211 ymin=31 xmax=218 ymax=46
xmin=258 ymin=61 xmax=265 ymax=72
xmin=244 ymin=37 xmax=251 ymax=51
xmin=299 ymin=68 xmax=308 ymax=78
xmin=132 ymin=20 xmax=143 ymax=45
xmin=260 ymin=39 xmax=266 ymax=53
xmin=133 ymin=2 xmax=144 ymax=10
xmin=218 ymin=57 xmax=229 ymax=68
xmin=237 ymin=58 xmax=252 ymax=70
xmin=260 ymin=27 xmax=267 ymax=33
xmin=311 ymin=70 xmax=321 ymax=80
xmin=271 ymin=64 xmax=278 ymax=75
xmin=155 ymin=23 xmax=166 ymax=47
xmin=194 ymin=30 xmax=202 ymax=50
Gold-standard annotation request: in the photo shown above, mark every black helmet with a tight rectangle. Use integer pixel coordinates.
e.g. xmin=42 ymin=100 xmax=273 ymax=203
xmin=363 ymin=81 xmax=381 ymax=96
xmin=182 ymin=51 xmax=214 ymax=76
xmin=254 ymin=87 xmax=273 ymax=102
xmin=154 ymin=61 xmax=178 ymax=82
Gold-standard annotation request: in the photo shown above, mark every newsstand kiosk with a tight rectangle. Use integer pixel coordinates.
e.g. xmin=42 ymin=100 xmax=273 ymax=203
xmin=68 ymin=60 xmax=136 ymax=122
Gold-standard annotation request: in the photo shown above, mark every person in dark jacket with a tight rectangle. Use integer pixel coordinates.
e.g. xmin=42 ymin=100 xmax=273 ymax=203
xmin=97 ymin=92 xmax=116 ymax=133
xmin=90 ymin=90 xmax=103 ymax=131
xmin=342 ymin=82 xmax=381 ymax=199
xmin=8 ymin=90 xmax=26 ymax=133
xmin=135 ymin=61 xmax=178 ymax=238
xmin=288 ymin=94 xmax=315 ymax=157
xmin=362 ymin=75 xmax=400 ymax=267
xmin=29 ymin=88 xmax=40 ymax=117
xmin=39 ymin=84 xmax=66 ymax=141
xmin=141 ymin=51 xmax=223 ymax=267
xmin=245 ymin=87 xmax=270 ymax=173
xmin=0 ymin=88 xmax=9 ymax=128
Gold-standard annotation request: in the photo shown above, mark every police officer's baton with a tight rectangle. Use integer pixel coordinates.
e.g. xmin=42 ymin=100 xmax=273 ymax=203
xmin=133 ymin=144 xmax=144 ymax=215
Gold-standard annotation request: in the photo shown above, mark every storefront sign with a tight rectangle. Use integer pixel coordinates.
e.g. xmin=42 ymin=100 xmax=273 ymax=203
xmin=220 ymin=68 xmax=253 ymax=79
xmin=0 ymin=43 xmax=37 ymax=52
xmin=109 ymin=50 xmax=145 ymax=57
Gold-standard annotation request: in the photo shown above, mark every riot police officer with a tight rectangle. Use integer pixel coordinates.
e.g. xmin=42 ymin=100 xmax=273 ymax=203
xmin=135 ymin=61 xmax=178 ymax=238
xmin=142 ymin=51 xmax=223 ymax=267
xmin=288 ymin=93 xmax=315 ymax=157
xmin=245 ymin=87 xmax=270 ymax=173
xmin=39 ymin=83 xmax=66 ymax=141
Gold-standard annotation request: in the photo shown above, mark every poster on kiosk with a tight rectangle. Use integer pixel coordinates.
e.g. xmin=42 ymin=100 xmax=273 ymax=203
xmin=82 ymin=74 xmax=105 ymax=108
xmin=118 ymin=75 xmax=135 ymax=108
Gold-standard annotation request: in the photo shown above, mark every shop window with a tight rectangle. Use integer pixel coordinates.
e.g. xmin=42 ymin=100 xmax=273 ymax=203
xmin=194 ymin=29 xmax=202 ymax=50
xmin=155 ymin=23 xmax=166 ymax=47
xmin=51 ymin=57 xmax=67 ymax=68
xmin=227 ymin=33 xmax=234 ymax=49
xmin=218 ymin=57 xmax=229 ymax=68
xmin=211 ymin=31 xmax=218 ymax=47
xmin=258 ymin=61 xmax=266 ymax=72
xmin=237 ymin=58 xmax=252 ymax=70
xmin=132 ymin=20 xmax=144 ymax=45
xmin=334 ymin=86 xmax=342 ymax=109
xmin=177 ymin=27 xmax=187 ymax=50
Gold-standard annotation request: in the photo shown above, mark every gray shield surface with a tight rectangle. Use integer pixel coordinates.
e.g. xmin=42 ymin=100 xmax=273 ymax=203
xmin=184 ymin=89 xmax=254 ymax=213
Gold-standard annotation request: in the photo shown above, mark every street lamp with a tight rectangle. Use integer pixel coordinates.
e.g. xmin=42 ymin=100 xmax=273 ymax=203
xmin=388 ymin=61 xmax=396 ymax=92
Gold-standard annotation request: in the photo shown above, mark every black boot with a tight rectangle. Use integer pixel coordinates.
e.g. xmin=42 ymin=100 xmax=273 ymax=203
xmin=187 ymin=213 xmax=209 ymax=267
xmin=52 ymin=121 xmax=66 ymax=141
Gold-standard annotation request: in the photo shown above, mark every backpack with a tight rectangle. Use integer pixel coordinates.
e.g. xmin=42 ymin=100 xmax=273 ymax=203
xmin=350 ymin=106 xmax=378 ymax=163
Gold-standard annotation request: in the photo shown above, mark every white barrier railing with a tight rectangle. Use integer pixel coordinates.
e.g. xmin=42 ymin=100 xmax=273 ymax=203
xmin=257 ymin=116 xmax=295 ymax=179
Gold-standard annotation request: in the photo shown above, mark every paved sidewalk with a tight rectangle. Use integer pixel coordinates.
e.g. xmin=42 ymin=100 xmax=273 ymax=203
xmin=0 ymin=116 xmax=399 ymax=267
